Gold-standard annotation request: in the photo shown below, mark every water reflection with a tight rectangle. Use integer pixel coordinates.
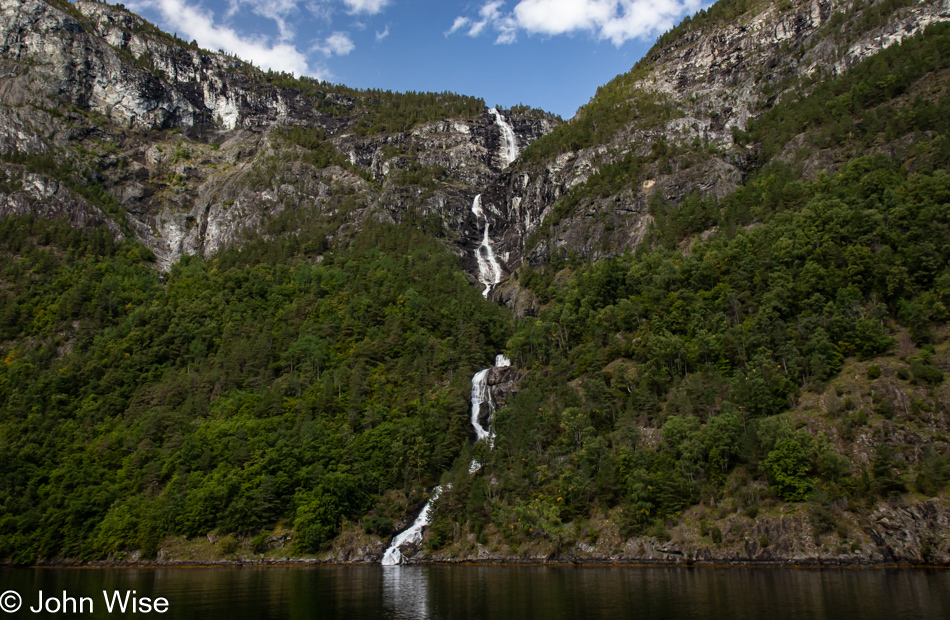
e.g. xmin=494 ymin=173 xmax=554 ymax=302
xmin=1 ymin=566 xmax=948 ymax=620
xmin=382 ymin=567 xmax=431 ymax=619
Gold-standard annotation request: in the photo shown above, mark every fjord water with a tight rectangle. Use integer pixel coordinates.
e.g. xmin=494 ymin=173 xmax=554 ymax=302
xmin=2 ymin=567 xmax=948 ymax=619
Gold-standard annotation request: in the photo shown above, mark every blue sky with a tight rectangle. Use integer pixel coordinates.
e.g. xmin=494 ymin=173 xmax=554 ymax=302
xmin=125 ymin=0 xmax=703 ymax=119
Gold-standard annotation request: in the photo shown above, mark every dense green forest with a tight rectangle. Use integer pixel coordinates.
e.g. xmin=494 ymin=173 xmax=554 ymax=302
xmin=0 ymin=219 xmax=507 ymax=561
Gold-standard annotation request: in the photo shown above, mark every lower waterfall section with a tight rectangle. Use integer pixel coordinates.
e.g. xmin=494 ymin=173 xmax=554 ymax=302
xmin=381 ymin=355 xmax=511 ymax=564
xmin=380 ymin=486 xmax=443 ymax=566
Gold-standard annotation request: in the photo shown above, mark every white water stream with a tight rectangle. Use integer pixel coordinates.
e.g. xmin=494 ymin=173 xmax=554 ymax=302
xmin=382 ymin=108 xmax=520 ymax=565
xmin=381 ymin=486 xmax=443 ymax=566
xmin=382 ymin=355 xmax=511 ymax=564
xmin=471 ymin=194 xmax=504 ymax=298
xmin=489 ymin=107 xmax=519 ymax=167
xmin=471 ymin=193 xmax=484 ymax=218
xmin=475 ymin=221 xmax=503 ymax=298
xmin=469 ymin=354 xmax=511 ymax=447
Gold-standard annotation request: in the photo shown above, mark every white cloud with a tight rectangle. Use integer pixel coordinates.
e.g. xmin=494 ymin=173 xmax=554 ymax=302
xmin=447 ymin=1 xmax=517 ymax=44
xmin=451 ymin=0 xmax=702 ymax=45
xmin=446 ymin=16 xmax=470 ymax=35
xmin=313 ymin=31 xmax=356 ymax=56
xmin=305 ymin=0 xmax=334 ymax=22
xmin=127 ymin=0 xmax=323 ymax=77
xmin=342 ymin=0 xmax=389 ymax=15
xmin=375 ymin=25 xmax=390 ymax=41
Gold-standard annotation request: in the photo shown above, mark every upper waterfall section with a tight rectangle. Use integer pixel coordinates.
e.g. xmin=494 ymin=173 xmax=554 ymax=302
xmin=490 ymin=108 xmax=520 ymax=168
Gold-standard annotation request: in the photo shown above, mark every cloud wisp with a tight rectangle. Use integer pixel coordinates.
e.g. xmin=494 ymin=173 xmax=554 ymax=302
xmin=225 ymin=0 xmax=301 ymax=41
xmin=342 ymin=0 xmax=390 ymax=15
xmin=313 ymin=31 xmax=356 ymax=56
xmin=449 ymin=0 xmax=702 ymax=45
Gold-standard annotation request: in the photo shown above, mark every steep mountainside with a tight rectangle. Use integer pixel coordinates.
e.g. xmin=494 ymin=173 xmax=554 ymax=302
xmin=481 ymin=0 xmax=950 ymax=304
xmin=0 ymin=0 xmax=556 ymax=270
xmin=2 ymin=0 xmax=950 ymax=567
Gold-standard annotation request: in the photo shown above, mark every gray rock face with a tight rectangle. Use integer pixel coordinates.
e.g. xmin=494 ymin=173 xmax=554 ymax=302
xmin=0 ymin=0 xmax=557 ymax=271
xmin=0 ymin=0 xmax=946 ymax=297
xmin=477 ymin=0 xmax=950 ymax=282
xmin=487 ymin=365 xmax=521 ymax=409
xmin=0 ymin=165 xmax=124 ymax=237
xmin=0 ymin=0 xmax=344 ymax=131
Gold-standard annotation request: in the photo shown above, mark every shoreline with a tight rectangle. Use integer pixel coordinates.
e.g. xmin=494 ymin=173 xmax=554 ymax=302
xmin=5 ymin=557 xmax=949 ymax=569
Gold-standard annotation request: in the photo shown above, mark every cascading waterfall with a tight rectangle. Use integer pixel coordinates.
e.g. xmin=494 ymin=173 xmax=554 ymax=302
xmin=470 ymin=109 xmax=517 ymax=298
xmin=471 ymin=194 xmax=504 ymax=298
xmin=381 ymin=486 xmax=443 ymax=566
xmin=471 ymin=193 xmax=485 ymax=218
xmin=475 ymin=222 xmax=503 ymax=298
xmin=382 ymin=110 xmax=520 ymax=566
xmin=470 ymin=355 xmax=510 ymax=445
xmin=489 ymin=107 xmax=519 ymax=167
xmin=381 ymin=355 xmax=511 ymax=564
xmin=469 ymin=368 xmax=493 ymax=443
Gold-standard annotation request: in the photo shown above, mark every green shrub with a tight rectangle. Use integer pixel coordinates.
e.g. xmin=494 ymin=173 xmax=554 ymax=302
xmin=875 ymin=398 xmax=895 ymax=419
xmin=914 ymin=447 xmax=950 ymax=495
xmin=765 ymin=436 xmax=813 ymax=502
xmin=250 ymin=533 xmax=269 ymax=554
xmin=911 ymin=361 xmax=944 ymax=385
xmin=872 ymin=446 xmax=907 ymax=498
xmin=425 ymin=515 xmax=452 ymax=550
xmin=219 ymin=535 xmax=239 ymax=555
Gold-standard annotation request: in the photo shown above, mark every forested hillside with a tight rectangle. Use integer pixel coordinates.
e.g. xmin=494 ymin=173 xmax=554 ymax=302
xmin=424 ymin=23 xmax=950 ymax=563
xmin=0 ymin=216 xmax=507 ymax=562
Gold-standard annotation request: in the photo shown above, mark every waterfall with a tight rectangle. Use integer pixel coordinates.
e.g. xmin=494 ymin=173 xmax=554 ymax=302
xmin=381 ymin=486 xmax=443 ymax=566
xmin=381 ymin=356 xmax=511 ymax=562
xmin=470 ymin=109 xmax=518 ymax=296
xmin=383 ymin=194 xmax=513 ymax=563
xmin=489 ymin=108 xmax=519 ymax=167
xmin=470 ymin=355 xmax=510 ymax=447
xmin=472 ymin=194 xmax=504 ymax=298
xmin=470 ymin=368 xmax=493 ymax=443
xmin=471 ymin=194 xmax=484 ymax=218
xmin=468 ymin=354 xmax=511 ymax=471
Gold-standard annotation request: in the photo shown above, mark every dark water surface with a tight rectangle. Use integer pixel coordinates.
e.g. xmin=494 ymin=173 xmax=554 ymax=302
xmin=1 ymin=565 xmax=948 ymax=619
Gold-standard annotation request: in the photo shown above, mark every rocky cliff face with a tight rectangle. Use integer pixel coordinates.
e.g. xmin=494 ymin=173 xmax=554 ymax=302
xmin=475 ymin=0 xmax=950 ymax=299
xmin=472 ymin=365 xmax=523 ymax=433
xmin=405 ymin=495 xmax=950 ymax=566
xmin=1 ymin=0 xmax=947 ymax=297
xmin=0 ymin=0 xmax=557 ymax=271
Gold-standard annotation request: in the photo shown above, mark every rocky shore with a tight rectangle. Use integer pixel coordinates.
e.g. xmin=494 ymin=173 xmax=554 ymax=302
xmin=8 ymin=495 xmax=947 ymax=569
